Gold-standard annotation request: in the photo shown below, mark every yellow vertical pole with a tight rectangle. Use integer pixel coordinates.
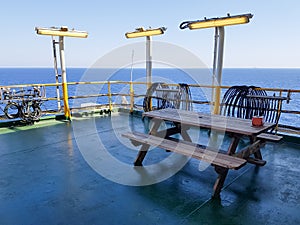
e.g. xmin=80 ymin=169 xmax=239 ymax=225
xmin=59 ymin=36 xmax=71 ymax=120
xmin=130 ymin=81 xmax=134 ymax=113
xmin=213 ymin=86 xmax=221 ymax=114
xmin=108 ymin=81 xmax=112 ymax=111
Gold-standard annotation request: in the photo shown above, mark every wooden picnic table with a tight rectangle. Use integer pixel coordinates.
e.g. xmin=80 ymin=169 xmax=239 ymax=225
xmin=122 ymin=108 xmax=279 ymax=198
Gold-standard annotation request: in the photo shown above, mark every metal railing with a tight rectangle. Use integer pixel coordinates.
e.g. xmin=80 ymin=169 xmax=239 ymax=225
xmin=1 ymin=81 xmax=299 ymax=134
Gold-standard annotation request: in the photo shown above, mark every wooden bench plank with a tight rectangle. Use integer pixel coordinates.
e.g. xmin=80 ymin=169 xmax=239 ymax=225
xmin=257 ymin=133 xmax=283 ymax=142
xmin=246 ymin=157 xmax=267 ymax=166
xmin=235 ymin=140 xmax=261 ymax=159
xmin=122 ymin=132 xmax=247 ymax=170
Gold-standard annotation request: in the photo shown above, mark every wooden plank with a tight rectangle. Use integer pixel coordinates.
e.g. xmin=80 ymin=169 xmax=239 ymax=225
xmin=122 ymin=132 xmax=247 ymax=170
xmin=143 ymin=108 xmax=275 ymax=136
xmin=246 ymin=157 xmax=267 ymax=166
xmin=234 ymin=140 xmax=262 ymax=159
xmin=257 ymin=133 xmax=283 ymax=142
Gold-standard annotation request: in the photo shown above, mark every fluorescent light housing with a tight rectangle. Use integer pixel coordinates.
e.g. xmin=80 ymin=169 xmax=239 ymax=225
xmin=180 ymin=13 xmax=253 ymax=30
xmin=35 ymin=26 xmax=88 ymax=38
xmin=125 ymin=27 xmax=166 ymax=38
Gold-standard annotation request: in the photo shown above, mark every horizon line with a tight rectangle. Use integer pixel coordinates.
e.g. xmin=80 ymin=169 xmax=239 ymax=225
xmin=0 ymin=66 xmax=299 ymax=70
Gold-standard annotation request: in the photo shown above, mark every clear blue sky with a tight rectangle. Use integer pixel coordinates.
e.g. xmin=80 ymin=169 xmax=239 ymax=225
xmin=0 ymin=0 xmax=299 ymax=68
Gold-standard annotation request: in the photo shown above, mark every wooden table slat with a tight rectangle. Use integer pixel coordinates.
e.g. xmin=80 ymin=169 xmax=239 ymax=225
xmin=123 ymin=132 xmax=247 ymax=169
xmin=143 ymin=108 xmax=275 ymax=136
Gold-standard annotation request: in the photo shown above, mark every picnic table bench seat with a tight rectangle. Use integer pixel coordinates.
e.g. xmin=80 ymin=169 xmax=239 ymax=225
xmin=122 ymin=131 xmax=247 ymax=170
xmin=256 ymin=133 xmax=283 ymax=142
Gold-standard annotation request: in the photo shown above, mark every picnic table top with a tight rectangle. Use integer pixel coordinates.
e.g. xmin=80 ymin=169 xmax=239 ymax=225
xmin=143 ymin=108 xmax=275 ymax=136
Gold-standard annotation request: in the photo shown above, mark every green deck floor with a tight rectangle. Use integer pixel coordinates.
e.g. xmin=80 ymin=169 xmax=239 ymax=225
xmin=0 ymin=112 xmax=299 ymax=225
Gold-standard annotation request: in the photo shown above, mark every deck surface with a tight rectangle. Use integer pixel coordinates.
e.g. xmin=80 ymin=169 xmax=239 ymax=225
xmin=0 ymin=112 xmax=299 ymax=225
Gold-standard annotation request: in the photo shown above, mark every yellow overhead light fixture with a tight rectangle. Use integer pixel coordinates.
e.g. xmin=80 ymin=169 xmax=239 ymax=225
xmin=125 ymin=27 xmax=166 ymax=38
xmin=180 ymin=13 xmax=253 ymax=30
xmin=189 ymin=16 xmax=249 ymax=29
xmin=35 ymin=26 xmax=88 ymax=38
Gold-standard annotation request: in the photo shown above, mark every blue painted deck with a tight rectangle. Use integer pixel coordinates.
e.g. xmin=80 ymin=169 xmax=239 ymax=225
xmin=0 ymin=112 xmax=299 ymax=225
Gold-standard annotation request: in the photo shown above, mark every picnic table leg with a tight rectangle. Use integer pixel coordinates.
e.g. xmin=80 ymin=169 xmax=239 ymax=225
xmin=250 ymin=136 xmax=263 ymax=160
xmin=133 ymin=118 xmax=162 ymax=166
xmin=212 ymin=135 xmax=240 ymax=198
xmin=179 ymin=125 xmax=192 ymax=142
xmin=213 ymin=168 xmax=229 ymax=198
xmin=134 ymin=144 xmax=151 ymax=166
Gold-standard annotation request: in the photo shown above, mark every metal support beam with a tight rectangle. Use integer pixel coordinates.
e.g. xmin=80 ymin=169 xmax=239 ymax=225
xmin=36 ymin=26 xmax=88 ymax=120
xmin=146 ymin=36 xmax=152 ymax=89
xmin=58 ymin=36 xmax=71 ymax=120
xmin=212 ymin=26 xmax=225 ymax=114
xmin=52 ymin=37 xmax=61 ymax=111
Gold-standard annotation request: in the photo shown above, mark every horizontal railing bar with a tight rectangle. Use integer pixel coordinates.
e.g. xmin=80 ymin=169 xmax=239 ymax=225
xmin=1 ymin=80 xmax=300 ymax=135
xmin=2 ymin=82 xmax=300 ymax=95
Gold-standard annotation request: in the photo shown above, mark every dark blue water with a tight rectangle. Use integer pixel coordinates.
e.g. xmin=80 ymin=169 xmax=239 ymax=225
xmin=1 ymin=68 xmax=299 ymax=88
xmin=0 ymin=68 xmax=299 ymax=127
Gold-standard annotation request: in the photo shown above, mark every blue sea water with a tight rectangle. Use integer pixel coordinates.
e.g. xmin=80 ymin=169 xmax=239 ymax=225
xmin=0 ymin=68 xmax=299 ymax=127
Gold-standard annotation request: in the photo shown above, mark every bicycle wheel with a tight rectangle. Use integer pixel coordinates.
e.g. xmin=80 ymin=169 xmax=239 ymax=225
xmin=4 ymin=102 xmax=20 ymax=119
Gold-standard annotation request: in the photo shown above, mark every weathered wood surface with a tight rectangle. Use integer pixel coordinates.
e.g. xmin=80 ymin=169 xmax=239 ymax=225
xmin=143 ymin=108 xmax=275 ymax=136
xmin=124 ymin=109 xmax=278 ymax=198
xmin=122 ymin=132 xmax=247 ymax=170
xmin=235 ymin=140 xmax=262 ymax=159
xmin=257 ymin=133 xmax=283 ymax=142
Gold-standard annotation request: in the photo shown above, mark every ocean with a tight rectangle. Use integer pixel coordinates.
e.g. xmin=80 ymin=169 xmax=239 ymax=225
xmin=0 ymin=68 xmax=299 ymax=128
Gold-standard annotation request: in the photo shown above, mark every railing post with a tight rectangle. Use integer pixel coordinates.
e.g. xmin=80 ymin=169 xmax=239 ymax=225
xmin=108 ymin=81 xmax=112 ymax=111
xmin=213 ymin=86 xmax=221 ymax=114
xmin=130 ymin=81 xmax=134 ymax=113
